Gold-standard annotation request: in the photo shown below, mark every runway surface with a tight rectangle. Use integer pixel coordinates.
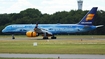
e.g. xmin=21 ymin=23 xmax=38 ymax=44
xmin=0 ymin=54 xmax=105 ymax=59
xmin=0 ymin=35 xmax=105 ymax=40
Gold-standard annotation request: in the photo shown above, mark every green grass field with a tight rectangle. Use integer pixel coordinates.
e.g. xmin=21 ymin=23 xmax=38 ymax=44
xmin=0 ymin=35 xmax=105 ymax=54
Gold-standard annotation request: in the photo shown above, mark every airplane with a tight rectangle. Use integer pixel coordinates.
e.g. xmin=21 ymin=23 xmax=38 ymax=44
xmin=2 ymin=7 xmax=103 ymax=39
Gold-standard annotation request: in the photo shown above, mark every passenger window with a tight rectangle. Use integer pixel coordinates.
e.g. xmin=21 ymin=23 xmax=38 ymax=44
xmin=49 ymin=28 xmax=53 ymax=30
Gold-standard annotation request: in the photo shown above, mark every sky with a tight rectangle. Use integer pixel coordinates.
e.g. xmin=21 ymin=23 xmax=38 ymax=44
xmin=0 ymin=0 xmax=105 ymax=14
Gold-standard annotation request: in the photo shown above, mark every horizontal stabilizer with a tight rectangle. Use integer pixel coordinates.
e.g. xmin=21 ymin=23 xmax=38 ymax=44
xmin=96 ymin=25 xmax=104 ymax=28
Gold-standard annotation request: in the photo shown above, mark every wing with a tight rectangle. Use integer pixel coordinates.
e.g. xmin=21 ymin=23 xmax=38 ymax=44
xmin=34 ymin=23 xmax=53 ymax=37
xmin=34 ymin=27 xmax=52 ymax=35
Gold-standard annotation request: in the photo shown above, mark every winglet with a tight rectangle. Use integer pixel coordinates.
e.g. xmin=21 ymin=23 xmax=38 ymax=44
xmin=78 ymin=7 xmax=98 ymax=25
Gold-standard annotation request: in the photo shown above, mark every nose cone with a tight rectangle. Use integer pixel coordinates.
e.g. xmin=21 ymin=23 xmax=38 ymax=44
xmin=2 ymin=29 xmax=5 ymax=33
xmin=2 ymin=28 xmax=8 ymax=33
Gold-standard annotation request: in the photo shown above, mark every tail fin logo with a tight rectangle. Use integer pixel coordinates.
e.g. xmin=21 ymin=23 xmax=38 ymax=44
xmin=86 ymin=14 xmax=95 ymax=21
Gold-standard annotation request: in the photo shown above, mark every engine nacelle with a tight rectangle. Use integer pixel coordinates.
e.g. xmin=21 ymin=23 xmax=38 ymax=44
xmin=26 ymin=31 xmax=37 ymax=37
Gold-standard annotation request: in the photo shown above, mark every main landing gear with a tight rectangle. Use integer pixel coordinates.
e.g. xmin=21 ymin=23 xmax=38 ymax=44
xmin=51 ymin=35 xmax=56 ymax=39
xmin=43 ymin=32 xmax=48 ymax=39
xmin=43 ymin=36 xmax=48 ymax=39
xmin=43 ymin=36 xmax=56 ymax=39
xmin=43 ymin=33 xmax=56 ymax=39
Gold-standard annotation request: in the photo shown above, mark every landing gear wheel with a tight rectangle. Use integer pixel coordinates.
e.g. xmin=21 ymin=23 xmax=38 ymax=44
xmin=12 ymin=36 xmax=15 ymax=39
xmin=43 ymin=37 xmax=48 ymax=39
xmin=12 ymin=34 xmax=15 ymax=39
xmin=51 ymin=36 xmax=56 ymax=39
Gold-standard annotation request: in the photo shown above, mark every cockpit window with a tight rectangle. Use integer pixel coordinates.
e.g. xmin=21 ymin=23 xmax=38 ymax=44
xmin=5 ymin=26 xmax=12 ymax=30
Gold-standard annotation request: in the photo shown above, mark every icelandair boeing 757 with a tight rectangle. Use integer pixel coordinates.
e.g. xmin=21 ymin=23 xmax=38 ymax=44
xmin=2 ymin=7 xmax=103 ymax=39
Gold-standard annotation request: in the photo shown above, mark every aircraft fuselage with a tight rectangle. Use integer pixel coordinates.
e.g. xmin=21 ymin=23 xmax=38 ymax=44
xmin=2 ymin=24 xmax=96 ymax=34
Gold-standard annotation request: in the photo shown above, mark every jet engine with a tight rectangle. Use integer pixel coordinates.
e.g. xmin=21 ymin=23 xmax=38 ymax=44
xmin=26 ymin=31 xmax=37 ymax=37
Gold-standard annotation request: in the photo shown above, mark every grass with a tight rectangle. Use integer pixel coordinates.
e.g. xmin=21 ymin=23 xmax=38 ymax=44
xmin=0 ymin=35 xmax=105 ymax=54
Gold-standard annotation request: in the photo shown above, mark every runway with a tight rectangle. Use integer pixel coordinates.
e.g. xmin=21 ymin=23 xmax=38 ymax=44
xmin=0 ymin=54 xmax=105 ymax=59
xmin=0 ymin=35 xmax=105 ymax=40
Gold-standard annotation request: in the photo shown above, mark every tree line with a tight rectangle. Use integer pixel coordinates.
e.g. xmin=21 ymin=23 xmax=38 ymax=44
xmin=0 ymin=8 xmax=105 ymax=35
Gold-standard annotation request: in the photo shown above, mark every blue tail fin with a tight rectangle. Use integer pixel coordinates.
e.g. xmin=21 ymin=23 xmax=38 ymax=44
xmin=78 ymin=7 xmax=98 ymax=25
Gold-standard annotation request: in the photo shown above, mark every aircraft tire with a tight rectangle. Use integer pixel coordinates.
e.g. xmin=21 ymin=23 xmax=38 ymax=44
xmin=43 ymin=37 xmax=48 ymax=39
xmin=12 ymin=37 xmax=15 ymax=39
xmin=51 ymin=37 xmax=56 ymax=39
